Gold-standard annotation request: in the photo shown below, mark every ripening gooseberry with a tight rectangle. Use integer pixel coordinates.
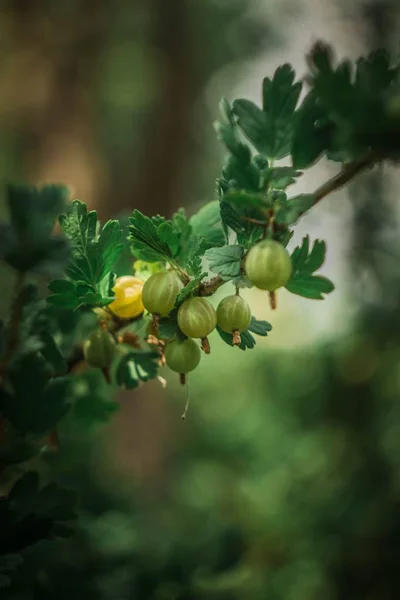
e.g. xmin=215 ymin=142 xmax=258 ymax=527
xmin=164 ymin=338 xmax=201 ymax=374
xmin=216 ymin=295 xmax=251 ymax=334
xmin=108 ymin=276 xmax=144 ymax=319
xmin=177 ymin=297 xmax=217 ymax=339
xmin=142 ymin=271 xmax=183 ymax=317
xmin=83 ymin=328 xmax=116 ymax=369
xmin=245 ymin=239 xmax=292 ymax=291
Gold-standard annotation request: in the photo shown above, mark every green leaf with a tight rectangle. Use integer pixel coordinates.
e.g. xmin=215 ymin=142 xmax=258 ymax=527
xmin=292 ymin=91 xmax=332 ymax=168
xmin=222 ymin=191 xmax=266 ymax=209
xmin=275 ymin=194 xmax=316 ymax=225
xmin=286 ymin=236 xmax=334 ymax=299
xmin=216 ymin=326 xmax=256 ymax=351
xmin=158 ymin=311 xmax=182 ymax=341
xmin=286 ymin=275 xmax=335 ymax=299
xmin=303 ymin=43 xmax=400 ymax=161
xmin=46 ymin=279 xmax=81 ymax=310
xmin=189 ymin=201 xmax=225 ymax=249
xmin=176 ymin=274 xmax=207 ymax=306
xmin=215 ymin=100 xmax=262 ymax=194
xmin=248 ymin=317 xmax=272 ymax=336
xmin=48 ymin=201 xmax=124 ymax=309
xmin=116 ymin=349 xmax=160 ymax=390
xmin=0 ymin=472 xmax=77 ymax=557
xmin=129 ymin=209 xmax=192 ymax=265
xmin=233 ymin=65 xmax=302 ymax=159
xmin=263 ymin=166 xmax=302 ymax=190
xmin=39 ymin=331 xmax=67 ymax=375
xmin=0 ymin=354 xmax=71 ymax=434
xmin=0 ymin=184 xmax=70 ymax=275
xmin=71 ymin=372 xmax=118 ymax=426
xmin=214 ymin=98 xmax=250 ymax=158
xmin=220 ymin=201 xmax=246 ymax=235
xmin=204 ymin=245 xmax=244 ymax=280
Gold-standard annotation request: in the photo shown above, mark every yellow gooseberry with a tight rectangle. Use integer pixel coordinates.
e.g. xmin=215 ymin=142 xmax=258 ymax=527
xmin=108 ymin=276 xmax=144 ymax=319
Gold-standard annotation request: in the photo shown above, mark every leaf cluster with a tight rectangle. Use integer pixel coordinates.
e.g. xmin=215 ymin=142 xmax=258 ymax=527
xmin=0 ymin=184 xmax=70 ymax=276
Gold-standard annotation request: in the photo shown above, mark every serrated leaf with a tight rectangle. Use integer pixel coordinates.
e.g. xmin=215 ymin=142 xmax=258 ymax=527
xmin=48 ymin=201 xmax=124 ymax=309
xmin=158 ymin=317 xmax=181 ymax=341
xmin=39 ymin=331 xmax=67 ymax=375
xmin=129 ymin=209 xmax=187 ymax=266
xmin=220 ymin=201 xmax=246 ymax=235
xmin=291 ymin=91 xmax=332 ymax=168
xmin=286 ymin=236 xmax=334 ymax=299
xmin=116 ymin=349 xmax=160 ymax=390
xmin=220 ymin=194 xmax=266 ymax=248
xmin=176 ymin=275 xmax=207 ymax=306
xmin=303 ymin=43 xmax=400 ymax=161
xmin=263 ymin=166 xmax=302 ymax=190
xmin=0 ymin=354 xmax=71 ymax=434
xmin=233 ymin=65 xmax=302 ymax=160
xmin=0 ymin=184 xmax=70 ymax=275
xmin=286 ymin=275 xmax=335 ymax=299
xmin=204 ymin=245 xmax=244 ymax=280
xmin=216 ymin=326 xmax=256 ymax=351
xmin=0 ymin=472 xmax=77 ymax=557
xmin=70 ymin=372 xmax=118 ymax=426
xmin=222 ymin=191 xmax=266 ymax=209
xmin=275 ymin=194 xmax=316 ymax=225
xmin=189 ymin=201 xmax=225 ymax=249
xmin=262 ymin=64 xmax=302 ymax=119
xmin=248 ymin=317 xmax=272 ymax=336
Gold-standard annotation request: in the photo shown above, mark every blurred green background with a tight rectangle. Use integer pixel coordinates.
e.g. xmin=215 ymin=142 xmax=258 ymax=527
xmin=2 ymin=0 xmax=400 ymax=598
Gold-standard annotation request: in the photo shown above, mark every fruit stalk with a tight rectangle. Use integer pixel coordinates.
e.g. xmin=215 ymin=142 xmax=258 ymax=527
xmin=200 ymin=337 xmax=211 ymax=354
xmin=232 ymin=330 xmax=241 ymax=346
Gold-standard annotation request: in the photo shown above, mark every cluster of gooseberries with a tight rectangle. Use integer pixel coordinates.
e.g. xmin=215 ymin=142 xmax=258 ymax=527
xmin=83 ymin=239 xmax=292 ymax=383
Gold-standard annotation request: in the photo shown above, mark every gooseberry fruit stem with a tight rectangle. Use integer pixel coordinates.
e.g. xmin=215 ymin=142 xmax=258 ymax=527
xmin=269 ymin=291 xmax=277 ymax=310
xmin=151 ymin=313 xmax=160 ymax=335
xmin=200 ymin=336 xmax=211 ymax=354
xmin=181 ymin=380 xmax=191 ymax=420
xmin=232 ymin=329 xmax=241 ymax=346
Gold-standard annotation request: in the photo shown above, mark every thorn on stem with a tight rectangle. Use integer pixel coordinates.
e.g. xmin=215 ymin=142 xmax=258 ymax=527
xmin=232 ymin=329 xmax=241 ymax=346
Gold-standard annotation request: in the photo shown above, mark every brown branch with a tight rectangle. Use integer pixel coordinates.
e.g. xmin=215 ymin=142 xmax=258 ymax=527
xmin=300 ymin=151 xmax=378 ymax=218
xmin=198 ymin=276 xmax=226 ymax=297
xmin=198 ymin=152 xmax=379 ymax=299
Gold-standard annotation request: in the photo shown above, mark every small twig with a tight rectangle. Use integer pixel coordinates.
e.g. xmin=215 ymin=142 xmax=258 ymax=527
xmin=198 ymin=276 xmax=225 ymax=297
xmin=301 ymin=151 xmax=378 ymax=218
xmin=243 ymin=217 xmax=268 ymax=227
